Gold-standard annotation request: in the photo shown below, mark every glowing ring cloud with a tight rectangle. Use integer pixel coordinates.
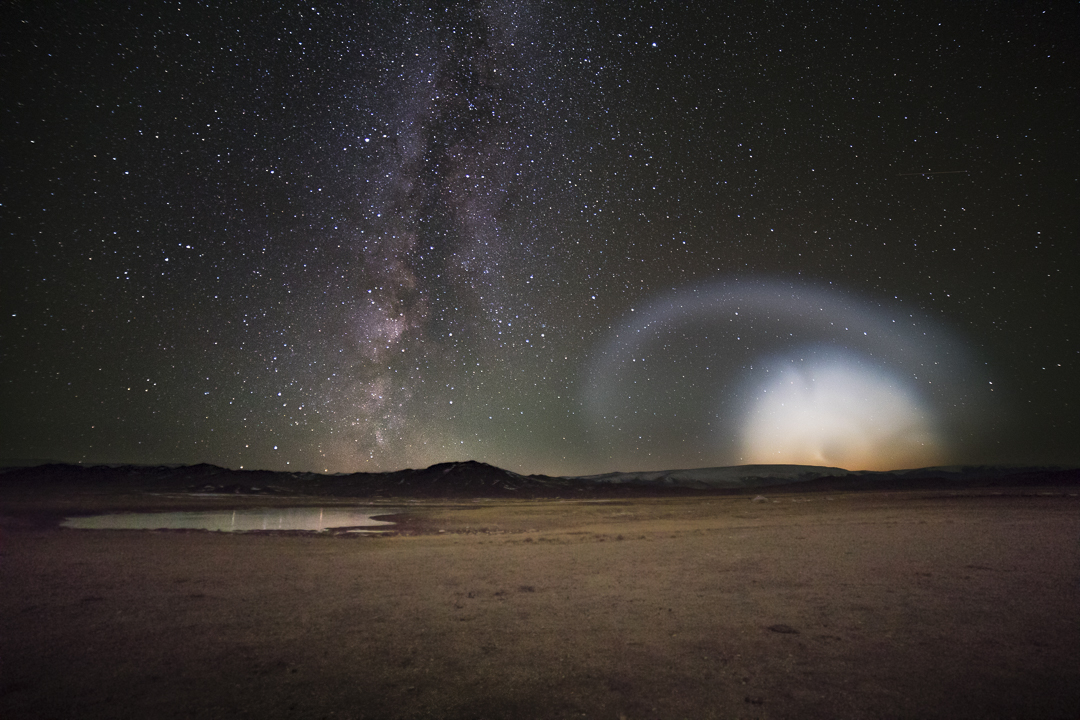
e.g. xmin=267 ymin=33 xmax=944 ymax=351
xmin=583 ymin=278 xmax=995 ymax=471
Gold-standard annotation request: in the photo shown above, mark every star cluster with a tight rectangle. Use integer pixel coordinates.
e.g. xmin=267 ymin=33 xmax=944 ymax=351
xmin=3 ymin=2 xmax=1077 ymax=474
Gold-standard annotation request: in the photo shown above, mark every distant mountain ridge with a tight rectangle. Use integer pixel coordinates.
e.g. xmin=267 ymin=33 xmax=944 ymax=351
xmin=2 ymin=460 xmax=1078 ymax=498
xmin=571 ymin=464 xmax=852 ymax=490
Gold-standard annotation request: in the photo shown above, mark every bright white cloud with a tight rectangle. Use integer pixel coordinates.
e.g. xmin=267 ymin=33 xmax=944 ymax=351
xmin=740 ymin=354 xmax=941 ymax=470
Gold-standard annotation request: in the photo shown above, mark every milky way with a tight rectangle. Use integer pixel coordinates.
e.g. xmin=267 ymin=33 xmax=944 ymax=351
xmin=4 ymin=2 xmax=1077 ymax=473
xmin=317 ymin=3 xmax=582 ymax=469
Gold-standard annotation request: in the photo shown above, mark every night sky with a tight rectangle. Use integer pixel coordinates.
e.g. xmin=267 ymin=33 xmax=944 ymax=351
xmin=3 ymin=2 xmax=1077 ymax=475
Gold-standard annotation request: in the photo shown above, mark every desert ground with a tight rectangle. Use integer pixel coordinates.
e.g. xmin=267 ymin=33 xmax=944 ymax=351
xmin=1 ymin=486 xmax=1078 ymax=719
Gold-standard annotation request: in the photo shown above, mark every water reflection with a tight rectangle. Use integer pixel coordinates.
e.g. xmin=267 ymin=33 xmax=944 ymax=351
xmin=62 ymin=507 xmax=395 ymax=532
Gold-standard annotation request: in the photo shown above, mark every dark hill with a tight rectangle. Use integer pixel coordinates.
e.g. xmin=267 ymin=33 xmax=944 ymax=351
xmin=1 ymin=461 xmax=1077 ymax=498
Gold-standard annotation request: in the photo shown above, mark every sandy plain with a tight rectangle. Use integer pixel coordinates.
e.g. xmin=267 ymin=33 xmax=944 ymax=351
xmin=1 ymin=487 xmax=1078 ymax=719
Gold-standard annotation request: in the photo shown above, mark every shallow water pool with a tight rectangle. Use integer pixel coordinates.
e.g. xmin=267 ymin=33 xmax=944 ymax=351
xmin=61 ymin=507 xmax=395 ymax=532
